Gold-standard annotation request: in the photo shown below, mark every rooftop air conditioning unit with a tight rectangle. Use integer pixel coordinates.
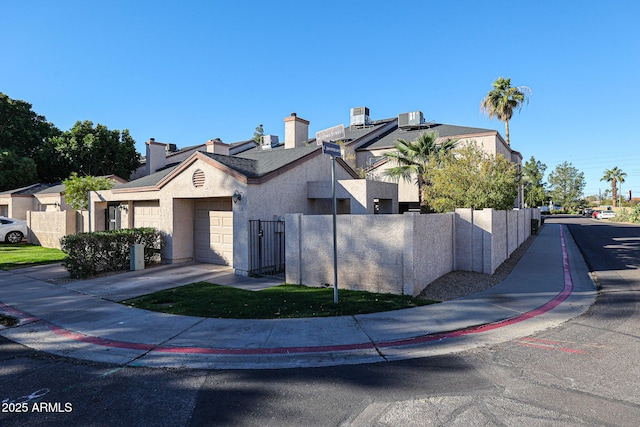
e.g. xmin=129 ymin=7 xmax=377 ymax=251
xmin=350 ymin=106 xmax=372 ymax=127
xmin=166 ymin=143 xmax=178 ymax=153
xmin=260 ymin=135 xmax=279 ymax=149
xmin=398 ymin=111 xmax=425 ymax=129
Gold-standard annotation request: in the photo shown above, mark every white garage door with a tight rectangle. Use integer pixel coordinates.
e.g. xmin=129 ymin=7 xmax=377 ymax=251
xmin=133 ymin=201 xmax=161 ymax=228
xmin=194 ymin=199 xmax=233 ymax=265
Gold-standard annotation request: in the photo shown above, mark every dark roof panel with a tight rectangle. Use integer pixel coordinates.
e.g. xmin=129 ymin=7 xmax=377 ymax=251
xmin=341 ymin=119 xmax=394 ymax=143
xmin=115 ymin=166 xmax=179 ymax=189
xmin=35 ymin=183 xmax=65 ymax=194
xmin=231 ymin=143 xmax=321 ymax=176
xmin=202 ymin=153 xmax=261 ymax=177
xmin=358 ymin=123 xmax=498 ymax=151
xmin=0 ymin=183 xmax=58 ymax=195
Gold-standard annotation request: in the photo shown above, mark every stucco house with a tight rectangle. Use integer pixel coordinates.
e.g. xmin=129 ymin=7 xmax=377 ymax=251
xmin=89 ymin=113 xmax=398 ymax=275
xmin=340 ymin=108 xmax=523 ymax=212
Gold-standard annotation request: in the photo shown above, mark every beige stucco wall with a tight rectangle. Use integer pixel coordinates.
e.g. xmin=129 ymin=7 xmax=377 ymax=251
xmin=288 ymin=214 xmax=407 ymax=294
xmin=306 ymin=179 xmax=398 ymax=214
xmin=3 ymin=195 xmax=34 ymax=220
xmin=286 ymin=208 xmax=539 ymax=295
xmin=35 ymin=193 xmax=72 ymax=212
xmin=27 ymin=210 xmax=76 ymax=249
xmin=454 ymin=208 xmax=539 ymax=274
xmin=286 ymin=212 xmax=454 ymax=296
xmin=401 ymin=213 xmax=455 ymax=295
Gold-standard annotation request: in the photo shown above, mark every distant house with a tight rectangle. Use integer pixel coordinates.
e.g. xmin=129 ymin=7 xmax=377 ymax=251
xmin=0 ymin=183 xmax=58 ymax=219
xmin=340 ymin=108 xmax=523 ymax=212
xmin=1 ymin=176 xmax=128 ymax=247
xmin=0 ymin=175 xmax=127 ymax=220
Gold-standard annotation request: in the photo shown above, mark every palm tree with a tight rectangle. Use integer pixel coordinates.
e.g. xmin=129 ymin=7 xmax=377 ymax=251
xmin=601 ymin=167 xmax=627 ymax=207
xmin=383 ymin=131 xmax=456 ymax=212
xmin=480 ymin=77 xmax=531 ymax=146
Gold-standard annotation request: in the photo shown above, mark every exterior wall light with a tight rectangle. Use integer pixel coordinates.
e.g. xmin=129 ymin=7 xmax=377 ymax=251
xmin=232 ymin=190 xmax=243 ymax=204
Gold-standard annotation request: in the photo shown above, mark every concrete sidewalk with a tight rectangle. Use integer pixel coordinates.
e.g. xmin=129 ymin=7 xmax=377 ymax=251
xmin=0 ymin=224 xmax=597 ymax=370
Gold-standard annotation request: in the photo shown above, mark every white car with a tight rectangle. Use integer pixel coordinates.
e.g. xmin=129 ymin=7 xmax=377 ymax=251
xmin=596 ymin=211 xmax=616 ymax=220
xmin=0 ymin=216 xmax=28 ymax=243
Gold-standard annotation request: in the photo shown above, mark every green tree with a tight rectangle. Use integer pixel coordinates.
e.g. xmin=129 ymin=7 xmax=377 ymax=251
xmin=0 ymin=148 xmax=38 ymax=191
xmin=383 ymin=131 xmax=456 ymax=212
xmin=0 ymin=92 xmax=61 ymax=186
xmin=253 ymin=124 xmax=264 ymax=144
xmin=480 ymin=77 xmax=531 ymax=146
xmin=522 ymin=156 xmax=547 ymax=207
xmin=51 ymin=121 xmax=139 ymax=180
xmin=63 ymin=173 xmax=114 ymax=210
xmin=547 ymin=161 xmax=586 ymax=212
xmin=423 ymin=143 xmax=520 ymax=212
xmin=600 ymin=167 xmax=627 ymax=207
xmin=0 ymin=92 xmax=60 ymax=158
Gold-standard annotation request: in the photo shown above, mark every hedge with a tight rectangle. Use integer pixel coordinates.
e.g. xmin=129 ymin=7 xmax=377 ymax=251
xmin=61 ymin=228 xmax=163 ymax=279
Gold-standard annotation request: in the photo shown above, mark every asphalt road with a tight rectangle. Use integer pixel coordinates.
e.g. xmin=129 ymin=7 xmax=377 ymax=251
xmin=1 ymin=216 xmax=639 ymax=426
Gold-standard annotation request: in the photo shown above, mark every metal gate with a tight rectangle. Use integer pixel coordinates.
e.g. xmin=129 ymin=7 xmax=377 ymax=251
xmin=249 ymin=220 xmax=285 ymax=278
xmin=106 ymin=204 xmax=122 ymax=230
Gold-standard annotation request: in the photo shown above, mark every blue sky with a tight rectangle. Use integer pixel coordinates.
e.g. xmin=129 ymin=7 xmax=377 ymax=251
xmin=2 ymin=0 xmax=639 ymax=198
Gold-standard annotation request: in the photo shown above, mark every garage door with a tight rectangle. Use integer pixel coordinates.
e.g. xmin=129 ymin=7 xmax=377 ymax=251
xmin=133 ymin=201 xmax=161 ymax=228
xmin=194 ymin=199 xmax=233 ymax=265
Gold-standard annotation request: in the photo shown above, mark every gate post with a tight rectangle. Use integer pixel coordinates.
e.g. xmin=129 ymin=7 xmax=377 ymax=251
xmin=284 ymin=214 xmax=302 ymax=284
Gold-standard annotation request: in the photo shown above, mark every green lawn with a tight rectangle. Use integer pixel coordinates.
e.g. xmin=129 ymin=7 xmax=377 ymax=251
xmin=0 ymin=243 xmax=66 ymax=270
xmin=122 ymin=283 xmax=437 ymax=319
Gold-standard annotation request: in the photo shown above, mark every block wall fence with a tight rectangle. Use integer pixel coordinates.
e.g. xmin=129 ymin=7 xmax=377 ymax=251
xmin=285 ymin=208 xmax=540 ymax=296
xmin=26 ymin=210 xmax=89 ymax=249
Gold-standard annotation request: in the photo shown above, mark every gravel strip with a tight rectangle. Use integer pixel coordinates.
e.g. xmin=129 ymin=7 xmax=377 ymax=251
xmin=418 ymin=233 xmax=537 ymax=302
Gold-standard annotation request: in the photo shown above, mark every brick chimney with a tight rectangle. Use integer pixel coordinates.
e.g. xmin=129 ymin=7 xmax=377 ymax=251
xmin=145 ymin=138 xmax=167 ymax=175
xmin=284 ymin=113 xmax=309 ymax=149
xmin=206 ymin=138 xmax=229 ymax=155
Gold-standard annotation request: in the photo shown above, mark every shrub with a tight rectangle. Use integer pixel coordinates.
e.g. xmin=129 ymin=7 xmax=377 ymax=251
xmin=61 ymin=228 xmax=163 ymax=279
xmin=616 ymin=205 xmax=640 ymax=224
